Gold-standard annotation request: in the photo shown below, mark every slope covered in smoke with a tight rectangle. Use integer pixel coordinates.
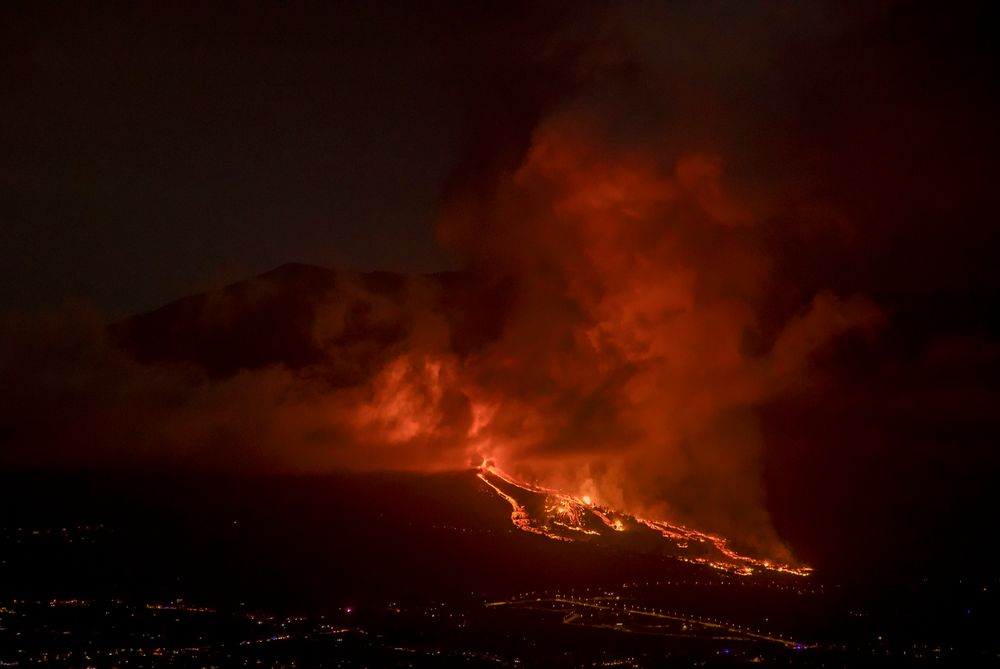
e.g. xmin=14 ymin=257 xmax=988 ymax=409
xmin=110 ymin=263 xmax=426 ymax=378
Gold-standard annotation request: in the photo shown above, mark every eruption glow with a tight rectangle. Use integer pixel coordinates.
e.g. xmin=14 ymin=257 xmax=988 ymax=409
xmin=477 ymin=461 xmax=810 ymax=577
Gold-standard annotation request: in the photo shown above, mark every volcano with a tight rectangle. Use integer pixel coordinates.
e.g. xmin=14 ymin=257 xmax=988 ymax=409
xmin=102 ymin=262 xmax=809 ymax=578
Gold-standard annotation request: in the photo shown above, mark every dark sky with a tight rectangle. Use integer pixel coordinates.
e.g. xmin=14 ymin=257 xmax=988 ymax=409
xmin=1 ymin=2 xmax=520 ymax=314
xmin=2 ymin=1 xmax=999 ymax=575
xmin=4 ymin=2 xmax=997 ymax=317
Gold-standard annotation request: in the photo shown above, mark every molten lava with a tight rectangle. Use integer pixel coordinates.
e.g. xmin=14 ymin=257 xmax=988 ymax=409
xmin=477 ymin=462 xmax=811 ymax=577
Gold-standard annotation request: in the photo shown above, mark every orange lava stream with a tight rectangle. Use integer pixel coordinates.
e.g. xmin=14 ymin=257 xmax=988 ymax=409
xmin=478 ymin=463 xmax=811 ymax=577
xmin=476 ymin=472 xmax=571 ymax=542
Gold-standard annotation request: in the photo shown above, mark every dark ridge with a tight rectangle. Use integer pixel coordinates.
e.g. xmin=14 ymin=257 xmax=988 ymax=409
xmin=108 ymin=263 xmax=340 ymax=376
xmin=107 ymin=262 xmax=514 ymax=378
xmin=108 ymin=263 xmax=448 ymax=378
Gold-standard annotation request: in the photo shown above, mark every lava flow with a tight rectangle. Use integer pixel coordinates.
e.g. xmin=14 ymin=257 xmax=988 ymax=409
xmin=477 ymin=462 xmax=811 ymax=577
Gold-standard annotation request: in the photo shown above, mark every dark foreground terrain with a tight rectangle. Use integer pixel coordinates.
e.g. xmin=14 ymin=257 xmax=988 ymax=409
xmin=1 ymin=472 xmax=997 ymax=667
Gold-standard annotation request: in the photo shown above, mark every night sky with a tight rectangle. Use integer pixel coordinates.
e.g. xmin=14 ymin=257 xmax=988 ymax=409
xmin=1 ymin=2 xmax=513 ymax=313
xmin=4 ymin=3 xmax=997 ymax=313
xmin=2 ymin=1 xmax=999 ymax=575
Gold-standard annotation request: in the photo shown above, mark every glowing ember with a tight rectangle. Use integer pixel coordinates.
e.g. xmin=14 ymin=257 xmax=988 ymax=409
xmin=477 ymin=462 xmax=811 ymax=577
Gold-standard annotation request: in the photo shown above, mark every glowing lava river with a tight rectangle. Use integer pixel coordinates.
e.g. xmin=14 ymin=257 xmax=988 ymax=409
xmin=476 ymin=462 xmax=811 ymax=577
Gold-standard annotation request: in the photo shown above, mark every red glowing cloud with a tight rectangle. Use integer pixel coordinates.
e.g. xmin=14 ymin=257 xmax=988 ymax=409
xmin=431 ymin=115 xmax=883 ymax=555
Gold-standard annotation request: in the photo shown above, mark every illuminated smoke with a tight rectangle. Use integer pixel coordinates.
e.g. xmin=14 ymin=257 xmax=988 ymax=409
xmin=433 ymin=114 xmax=882 ymax=557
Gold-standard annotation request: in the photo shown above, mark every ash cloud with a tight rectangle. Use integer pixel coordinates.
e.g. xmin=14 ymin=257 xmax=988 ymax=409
xmin=431 ymin=1 xmax=1000 ymax=565
xmin=436 ymin=113 xmax=884 ymax=557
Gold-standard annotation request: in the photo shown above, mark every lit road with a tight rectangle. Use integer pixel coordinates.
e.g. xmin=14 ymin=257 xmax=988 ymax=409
xmin=485 ymin=597 xmax=808 ymax=650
